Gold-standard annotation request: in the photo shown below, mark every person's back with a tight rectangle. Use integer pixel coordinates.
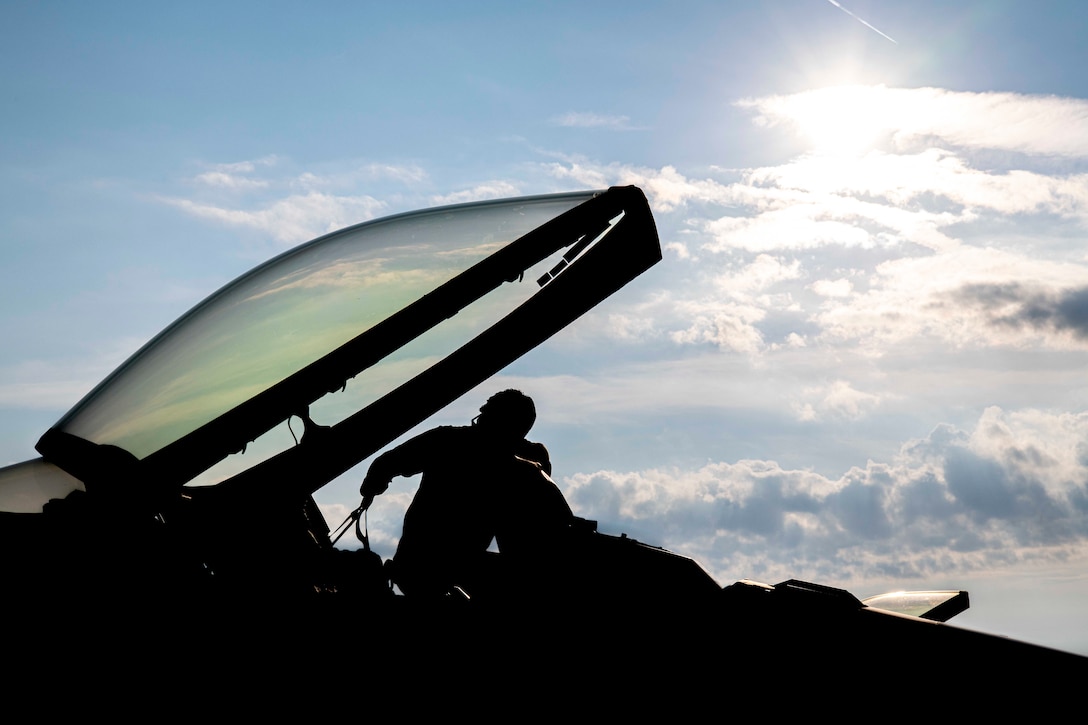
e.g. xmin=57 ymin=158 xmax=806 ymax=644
xmin=494 ymin=458 xmax=572 ymax=559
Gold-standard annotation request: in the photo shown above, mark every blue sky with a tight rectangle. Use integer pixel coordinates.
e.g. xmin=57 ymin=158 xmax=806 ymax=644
xmin=4 ymin=1 xmax=1088 ymax=656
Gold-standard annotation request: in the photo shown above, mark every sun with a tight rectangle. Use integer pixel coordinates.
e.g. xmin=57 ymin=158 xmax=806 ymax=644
xmin=790 ymin=85 xmax=889 ymax=156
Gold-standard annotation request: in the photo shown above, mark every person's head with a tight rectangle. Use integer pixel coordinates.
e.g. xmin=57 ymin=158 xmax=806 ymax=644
xmin=474 ymin=389 xmax=536 ymax=441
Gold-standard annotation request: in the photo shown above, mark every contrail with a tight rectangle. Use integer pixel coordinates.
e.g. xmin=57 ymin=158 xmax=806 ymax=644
xmin=825 ymin=0 xmax=898 ymax=44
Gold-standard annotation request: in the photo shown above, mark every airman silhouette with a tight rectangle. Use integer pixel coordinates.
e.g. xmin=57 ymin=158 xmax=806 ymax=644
xmin=359 ymin=390 xmax=573 ymax=600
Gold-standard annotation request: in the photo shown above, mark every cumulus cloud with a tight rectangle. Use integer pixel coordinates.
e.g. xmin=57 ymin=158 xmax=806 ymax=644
xmin=562 ymin=407 xmax=1088 ymax=585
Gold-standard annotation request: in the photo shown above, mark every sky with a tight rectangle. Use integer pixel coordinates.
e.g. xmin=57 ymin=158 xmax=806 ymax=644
xmin=3 ymin=0 xmax=1088 ymax=656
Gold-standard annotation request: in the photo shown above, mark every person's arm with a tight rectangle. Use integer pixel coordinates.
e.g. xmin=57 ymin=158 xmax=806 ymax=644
xmin=358 ymin=427 xmax=445 ymax=506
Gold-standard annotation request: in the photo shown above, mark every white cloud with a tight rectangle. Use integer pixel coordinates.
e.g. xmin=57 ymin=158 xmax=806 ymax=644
xmin=364 ymin=163 xmax=429 ymax=184
xmin=430 ymin=182 xmax=522 ymax=206
xmin=811 ymin=278 xmax=852 ymax=297
xmin=192 ymin=156 xmax=279 ymax=189
xmin=296 ymin=163 xmax=429 ymax=191
xmin=603 ymin=311 xmax=658 ymax=341
xmin=561 ymin=406 xmax=1088 ymax=586
xmin=794 ymin=380 xmax=884 ymax=421
xmin=551 ymin=112 xmax=637 ymax=130
xmin=194 ymin=171 xmax=270 ymax=190
xmin=738 ymin=86 xmax=1088 ymax=158
xmin=702 ymin=205 xmax=880 ymax=252
xmin=664 ymin=241 xmax=691 ymax=260
xmin=669 ymin=300 xmax=767 ymax=354
xmin=162 ymin=192 xmax=386 ymax=245
xmin=545 ymin=162 xmax=732 ymax=212
xmin=816 ymin=247 xmax=1088 ymax=350
xmin=538 ymin=85 xmax=1088 ymax=358
xmin=753 ymin=150 xmax=1088 ymax=223
xmin=966 ymin=407 xmax=1088 ymax=497
xmin=716 ymin=254 xmax=802 ymax=295
xmin=212 ymin=156 xmax=279 ymax=174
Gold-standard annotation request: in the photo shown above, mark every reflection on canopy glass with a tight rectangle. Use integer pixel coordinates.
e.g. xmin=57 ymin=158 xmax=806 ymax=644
xmin=53 ymin=192 xmax=597 ymax=462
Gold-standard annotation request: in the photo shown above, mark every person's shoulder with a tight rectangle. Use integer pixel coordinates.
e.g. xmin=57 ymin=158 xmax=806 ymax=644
xmin=519 ymin=439 xmax=549 ymax=457
xmin=516 ymin=440 xmax=551 ymax=472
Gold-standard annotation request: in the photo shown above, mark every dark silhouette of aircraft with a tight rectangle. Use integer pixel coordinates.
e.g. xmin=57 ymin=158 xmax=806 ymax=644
xmin=1 ymin=186 xmax=1083 ymax=702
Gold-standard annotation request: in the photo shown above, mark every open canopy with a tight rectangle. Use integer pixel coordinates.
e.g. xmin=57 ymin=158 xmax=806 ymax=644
xmin=18 ymin=186 xmax=661 ymax=510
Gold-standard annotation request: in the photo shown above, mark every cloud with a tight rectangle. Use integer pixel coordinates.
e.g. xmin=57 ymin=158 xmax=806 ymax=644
xmin=664 ymin=241 xmax=691 ymax=260
xmin=296 ymin=163 xmax=430 ymax=191
xmin=816 ymin=248 xmax=1088 ymax=350
xmin=194 ymin=171 xmax=270 ymax=190
xmin=669 ymin=300 xmax=767 ymax=354
xmin=192 ymin=156 xmax=279 ymax=189
xmin=162 ymin=192 xmax=386 ymax=245
xmin=701 ymin=202 xmax=897 ymax=252
xmin=562 ymin=407 xmax=1088 ymax=585
xmin=538 ymin=86 xmax=1088 ymax=358
xmin=811 ymin=278 xmax=852 ymax=297
xmin=793 ymin=380 xmax=884 ymax=421
xmin=750 ymin=150 xmax=1088 ymax=224
xmin=716 ymin=254 xmax=803 ymax=295
xmin=213 ymin=157 xmax=279 ymax=173
xmin=551 ymin=112 xmax=638 ymax=130
xmin=166 ymin=157 xmax=443 ymax=246
xmin=658 ymin=254 xmax=806 ymax=354
xmin=546 ymin=162 xmax=730 ymax=212
xmin=430 ymin=181 xmax=522 ymax=206
xmin=737 ymin=86 xmax=1088 ymax=158
xmin=953 ymin=283 xmax=1088 ymax=341
xmin=179 ymin=159 xmax=430 ymax=243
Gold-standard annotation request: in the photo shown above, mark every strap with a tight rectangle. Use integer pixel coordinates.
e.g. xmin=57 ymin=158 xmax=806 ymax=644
xmin=330 ymin=503 xmax=370 ymax=551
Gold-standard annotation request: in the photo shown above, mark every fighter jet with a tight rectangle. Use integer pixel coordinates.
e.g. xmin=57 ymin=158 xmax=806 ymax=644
xmin=1 ymin=186 xmax=1082 ymax=702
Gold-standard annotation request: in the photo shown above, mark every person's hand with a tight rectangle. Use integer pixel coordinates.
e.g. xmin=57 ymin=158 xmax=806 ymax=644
xmin=359 ymin=474 xmax=389 ymax=498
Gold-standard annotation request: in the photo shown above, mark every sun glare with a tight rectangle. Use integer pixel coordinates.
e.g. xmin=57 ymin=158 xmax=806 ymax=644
xmin=792 ymin=86 xmax=888 ymax=156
